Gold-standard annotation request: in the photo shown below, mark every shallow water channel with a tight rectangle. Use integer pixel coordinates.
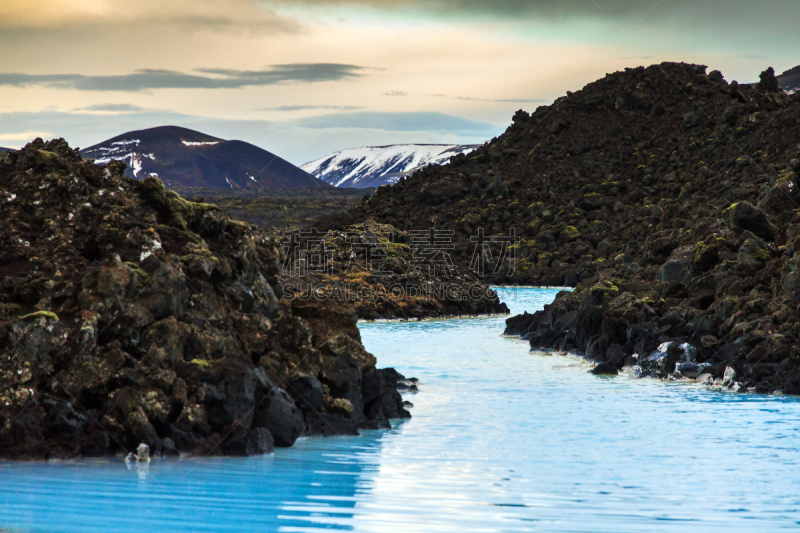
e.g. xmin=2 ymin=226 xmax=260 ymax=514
xmin=2 ymin=288 xmax=800 ymax=532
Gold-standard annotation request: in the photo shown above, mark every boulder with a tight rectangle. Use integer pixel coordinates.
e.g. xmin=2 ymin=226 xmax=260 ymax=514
xmin=722 ymin=366 xmax=737 ymax=387
xmin=287 ymin=374 xmax=324 ymax=411
xmin=378 ymin=368 xmax=411 ymax=419
xmin=758 ymin=181 xmax=797 ymax=216
xmin=737 ymin=238 xmax=770 ymax=270
xmin=659 ymin=261 xmax=686 ymax=282
xmin=605 ymin=343 xmax=626 ymax=367
xmin=676 ymin=362 xmax=700 ymax=379
xmin=723 ymin=202 xmax=776 ymax=241
xmin=590 ymin=361 xmax=618 ymax=375
xmin=252 ymin=377 xmax=305 ymax=447
xmin=223 ymin=427 xmax=274 ymax=456
xmin=639 ymin=342 xmax=683 ymax=376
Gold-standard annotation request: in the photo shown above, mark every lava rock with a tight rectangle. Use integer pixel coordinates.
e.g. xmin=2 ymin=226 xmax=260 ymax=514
xmin=590 ymin=361 xmax=619 ymax=376
xmin=723 ymin=202 xmax=776 ymax=242
xmin=0 ymin=139 xmax=410 ymax=460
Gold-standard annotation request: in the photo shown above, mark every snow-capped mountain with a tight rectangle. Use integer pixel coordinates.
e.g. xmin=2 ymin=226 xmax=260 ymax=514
xmin=81 ymin=126 xmax=327 ymax=190
xmin=302 ymin=144 xmax=480 ymax=189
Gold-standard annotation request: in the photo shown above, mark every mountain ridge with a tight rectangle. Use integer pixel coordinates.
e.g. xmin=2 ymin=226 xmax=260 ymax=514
xmin=81 ymin=125 xmax=327 ymax=190
xmin=302 ymin=143 xmax=479 ymax=188
xmin=778 ymin=65 xmax=800 ymax=93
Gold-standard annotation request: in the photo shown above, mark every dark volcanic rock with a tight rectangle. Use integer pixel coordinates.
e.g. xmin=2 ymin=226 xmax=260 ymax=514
xmin=0 ymin=139 xmax=408 ymax=460
xmin=723 ymin=202 xmax=776 ymax=241
xmin=282 ymin=220 xmax=509 ymax=320
xmin=757 ymin=67 xmax=781 ymax=93
xmin=320 ymin=61 xmax=800 ymax=393
xmin=590 ymin=362 xmax=619 ymax=376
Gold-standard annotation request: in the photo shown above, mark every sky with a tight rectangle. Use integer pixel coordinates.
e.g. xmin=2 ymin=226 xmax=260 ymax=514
xmin=0 ymin=0 xmax=798 ymax=165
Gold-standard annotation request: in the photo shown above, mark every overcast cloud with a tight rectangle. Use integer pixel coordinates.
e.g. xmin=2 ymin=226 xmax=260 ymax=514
xmin=0 ymin=64 xmax=365 ymax=92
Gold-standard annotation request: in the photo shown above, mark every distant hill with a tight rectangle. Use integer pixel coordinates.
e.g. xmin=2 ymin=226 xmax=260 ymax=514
xmin=778 ymin=65 xmax=800 ymax=93
xmin=302 ymin=144 xmax=479 ymax=188
xmin=0 ymin=147 xmax=15 ymax=153
xmin=81 ymin=126 xmax=327 ymax=190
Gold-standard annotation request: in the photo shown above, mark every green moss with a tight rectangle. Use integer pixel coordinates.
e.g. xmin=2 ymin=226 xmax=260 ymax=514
xmin=124 ymin=262 xmax=150 ymax=284
xmin=692 ymin=234 xmax=728 ymax=270
xmin=589 ymin=280 xmax=620 ymax=302
xmin=20 ymin=310 xmax=59 ymax=321
xmin=754 ymin=249 xmax=771 ymax=262
xmin=190 ymin=359 xmax=212 ymax=369
xmin=562 ymin=226 xmax=580 ymax=240
xmin=385 ymin=242 xmax=411 ymax=255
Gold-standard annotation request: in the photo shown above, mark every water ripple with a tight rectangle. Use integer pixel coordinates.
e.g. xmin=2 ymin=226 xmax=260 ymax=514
xmin=2 ymin=288 xmax=800 ymax=532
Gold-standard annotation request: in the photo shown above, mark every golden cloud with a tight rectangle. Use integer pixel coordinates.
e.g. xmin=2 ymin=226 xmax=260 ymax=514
xmin=0 ymin=0 xmax=299 ymax=32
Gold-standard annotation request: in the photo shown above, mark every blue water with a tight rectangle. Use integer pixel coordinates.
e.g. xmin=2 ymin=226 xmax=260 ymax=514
xmin=3 ymin=288 xmax=800 ymax=532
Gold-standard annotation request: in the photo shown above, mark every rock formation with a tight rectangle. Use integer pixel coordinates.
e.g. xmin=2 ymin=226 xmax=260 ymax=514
xmin=0 ymin=139 xmax=408 ymax=460
xmin=282 ymin=219 xmax=509 ymax=320
xmin=329 ymin=62 xmax=800 ymax=393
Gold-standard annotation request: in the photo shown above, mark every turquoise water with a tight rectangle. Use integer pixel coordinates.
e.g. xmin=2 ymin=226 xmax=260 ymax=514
xmin=3 ymin=288 xmax=800 ymax=531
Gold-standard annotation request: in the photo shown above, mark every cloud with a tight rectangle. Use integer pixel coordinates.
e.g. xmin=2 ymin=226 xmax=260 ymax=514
xmin=300 ymin=111 xmax=499 ymax=133
xmin=198 ymin=64 xmax=366 ymax=84
xmin=72 ymin=103 xmax=148 ymax=113
xmin=0 ymin=0 xmax=299 ymax=32
xmin=0 ymin=64 xmax=366 ymax=92
xmin=383 ymin=90 xmax=408 ymax=97
xmin=262 ymin=104 xmax=364 ymax=111
xmin=0 ymin=131 xmax=53 ymax=141
xmin=277 ymin=0 xmax=798 ymax=20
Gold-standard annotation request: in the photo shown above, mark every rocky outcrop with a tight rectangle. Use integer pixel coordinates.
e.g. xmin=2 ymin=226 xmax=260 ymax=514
xmin=496 ymin=65 xmax=800 ymax=394
xmin=327 ymin=63 xmax=797 ymax=289
xmin=319 ymin=61 xmax=800 ymax=393
xmin=0 ymin=139 xmax=408 ymax=460
xmin=282 ymin=220 xmax=509 ymax=320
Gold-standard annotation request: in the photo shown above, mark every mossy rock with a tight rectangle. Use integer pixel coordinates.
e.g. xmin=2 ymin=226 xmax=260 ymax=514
xmin=692 ymin=234 xmax=728 ymax=271
xmin=580 ymin=192 xmax=604 ymax=210
xmin=723 ymin=201 xmax=776 ymax=241
xmin=19 ymin=310 xmax=59 ymax=321
xmin=124 ymin=262 xmax=151 ymax=284
xmin=738 ymin=238 xmax=771 ymax=269
xmin=561 ymin=226 xmax=581 ymax=241
xmin=589 ymin=280 xmax=620 ymax=303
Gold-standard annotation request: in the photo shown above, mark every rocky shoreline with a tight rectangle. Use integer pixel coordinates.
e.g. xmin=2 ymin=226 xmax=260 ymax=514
xmin=516 ymin=343 xmax=758 ymax=394
xmin=0 ymin=140 xmax=409 ymax=460
xmin=322 ymin=62 xmax=800 ymax=394
xmin=498 ymin=65 xmax=800 ymax=394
